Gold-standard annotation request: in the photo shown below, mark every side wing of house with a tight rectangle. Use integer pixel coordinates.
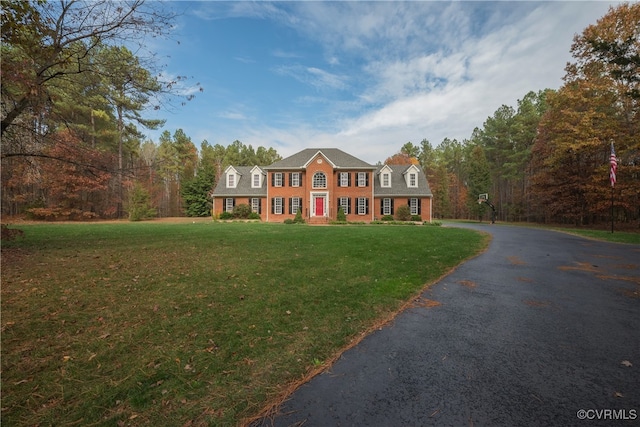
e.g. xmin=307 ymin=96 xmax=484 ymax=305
xmin=373 ymin=164 xmax=433 ymax=222
xmin=210 ymin=165 xmax=267 ymax=219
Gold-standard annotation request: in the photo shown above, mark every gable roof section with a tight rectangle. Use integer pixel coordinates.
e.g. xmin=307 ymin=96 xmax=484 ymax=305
xmin=211 ymin=166 xmax=267 ymax=197
xmin=374 ymin=165 xmax=432 ymax=197
xmin=264 ymin=148 xmax=375 ymax=170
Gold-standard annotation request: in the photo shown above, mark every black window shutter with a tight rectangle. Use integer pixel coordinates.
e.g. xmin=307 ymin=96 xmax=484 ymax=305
xmin=271 ymin=198 xmax=274 ymax=214
xmin=289 ymin=198 xmax=292 ymax=214
xmin=348 ymin=173 xmax=351 ymax=187
xmin=365 ymin=173 xmax=369 ymax=187
xmin=417 ymin=199 xmax=421 ymax=214
xmin=348 ymin=198 xmax=351 ymax=214
xmin=365 ymin=198 xmax=369 ymax=214
xmin=232 ymin=198 xmax=236 ymax=207
xmin=380 ymin=201 xmax=384 ymax=215
xmin=258 ymin=199 xmax=261 ymax=214
xmin=391 ymin=199 xmax=394 ymax=215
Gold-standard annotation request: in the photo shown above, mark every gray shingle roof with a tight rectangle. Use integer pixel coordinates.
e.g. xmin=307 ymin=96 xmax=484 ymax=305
xmin=373 ymin=165 xmax=432 ymax=197
xmin=263 ymin=148 xmax=375 ymax=170
xmin=211 ymin=166 xmax=267 ymax=196
xmin=211 ymin=151 xmax=433 ymax=198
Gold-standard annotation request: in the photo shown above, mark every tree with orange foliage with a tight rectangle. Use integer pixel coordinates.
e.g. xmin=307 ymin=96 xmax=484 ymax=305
xmin=27 ymin=131 xmax=115 ymax=220
xmin=384 ymin=152 xmax=420 ymax=165
xmin=530 ymin=3 xmax=639 ymax=225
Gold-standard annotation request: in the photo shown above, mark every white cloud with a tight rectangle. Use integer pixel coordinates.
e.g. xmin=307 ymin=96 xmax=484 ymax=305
xmin=163 ymin=1 xmax=618 ymax=164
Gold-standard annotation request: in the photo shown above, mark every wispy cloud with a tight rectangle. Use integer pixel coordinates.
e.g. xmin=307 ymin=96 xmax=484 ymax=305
xmin=233 ymin=56 xmax=255 ymax=64
xmin=271 ymin=49 xmax=302 ymax=59
xmin=272 ymin=64 xmax=348 ymax=91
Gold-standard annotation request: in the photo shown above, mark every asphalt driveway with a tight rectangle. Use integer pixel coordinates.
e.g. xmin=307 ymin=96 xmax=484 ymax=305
xmin=253 ymin=223 xmax=640 ymax=426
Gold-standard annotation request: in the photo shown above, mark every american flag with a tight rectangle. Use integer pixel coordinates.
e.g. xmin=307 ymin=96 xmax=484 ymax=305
xmin=610 ymin=142 xmax=617 ymax=188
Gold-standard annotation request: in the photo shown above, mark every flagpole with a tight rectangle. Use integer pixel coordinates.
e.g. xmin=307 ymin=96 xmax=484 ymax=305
xmin=611 ymin=185 xmax=614 ymax=234
xmin=609 ymin=141 xmax=617 ymax=234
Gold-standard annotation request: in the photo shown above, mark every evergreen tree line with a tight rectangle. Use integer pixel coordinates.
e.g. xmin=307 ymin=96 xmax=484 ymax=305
xmin=2 ymin=2 xmax=637 ymax=225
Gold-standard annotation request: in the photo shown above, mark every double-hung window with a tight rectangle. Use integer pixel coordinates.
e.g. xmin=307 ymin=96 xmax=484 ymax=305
xmin=251 ymin=198 xmax=261 ymax=213
xmin=252 ymin=173 xmax=261 ymax=188
xmin=227 ymin=174 xmax=235 ymax=188
xmin=356 ymin=197 xmax=368 ymax=215
xmin=225 ymin=198 xmax=234 ymax=212
xmin=272 ymin=197 xmax=283 ymax=214
xmin=410 ymin=198 xmax=420 ymax=215
xmin=290 ymin=172 xmax=300 ymax=187
xmin=357 ymin=172 xmax=368 ymax=187
xmin=338 ymin=197 xmax=350 ymax=214
xmin=382 ymin=173 xmax=390 ymax=187
xmin=273 ymin=173 xmax=283 ymax=187
xmin=382 ymin=198 xmax=392 ymax=215
xmin=339 ymin=172 xmax=349 ymax=187
xmin=409 ymin=173 xmax=417 ymax=187
xmin=290 ymin=197 xmax=302 ymax=214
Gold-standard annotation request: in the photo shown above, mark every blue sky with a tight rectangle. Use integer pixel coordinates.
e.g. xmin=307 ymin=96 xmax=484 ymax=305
xmin=144 ymin=1 xmax=617 ymax=164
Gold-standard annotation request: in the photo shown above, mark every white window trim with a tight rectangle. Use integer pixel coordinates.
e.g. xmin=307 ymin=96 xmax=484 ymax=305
xmin=382 ymin=173 xmax=391 ymax=187
xmin=383 ymin=198 xmax=392 ymax=215
xmin=339 ymin=172 xmax=349 ymax=187
xmin=225 ymin=198 xmax=234 ymax=212
xmin=274 ymin=197 xmax=283 ymax=214
xmin=408 ymin=173 xmax=417 ymax=188
xmin=357 ymin=197 xmax=367 ymax=215
xmin=410 ymin=198 xmax=419 ymax=215
xmin=251 ymin=198 xmax=260 ymax=213
xmin=291 ymin=172 xmax=300 ymax=187
xmin=291 ymin=197 xmax=301 ymax=214
xmin=227 ymin=173 xmax=236 ymax=188
xmin=339 ymin=197 xmax=349 ymax=214
xmin=357 ymin=172 xmax=367 ymax=187
xmin=274 ymin=173 xmax=283 ymax=187
xmin=252 ymin=173 xmax=261 ymax=188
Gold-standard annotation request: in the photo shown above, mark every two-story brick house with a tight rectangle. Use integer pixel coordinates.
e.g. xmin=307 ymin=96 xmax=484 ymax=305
xmin=211 ymin=148 xmax=432 ymax=223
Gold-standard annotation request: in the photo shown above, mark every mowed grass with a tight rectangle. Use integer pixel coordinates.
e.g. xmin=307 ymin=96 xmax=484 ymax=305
xmin=1 ymin=222 xmax=487 ymax=426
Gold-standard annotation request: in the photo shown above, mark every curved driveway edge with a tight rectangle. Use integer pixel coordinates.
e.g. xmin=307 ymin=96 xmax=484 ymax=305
xmin=253 ymin=223 xmax=640 ymax=426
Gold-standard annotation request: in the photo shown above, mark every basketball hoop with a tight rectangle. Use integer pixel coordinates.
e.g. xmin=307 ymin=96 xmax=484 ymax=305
xmin=478 ymin=193 xmax=488 ymax=205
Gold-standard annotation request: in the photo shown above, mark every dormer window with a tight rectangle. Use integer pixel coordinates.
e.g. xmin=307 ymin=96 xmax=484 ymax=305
xmin=227 ymin=173 xmax=236 ymax=188
xmin=408 ymin=173 xmax=417 ymax=187
xmin=403 ymin=165 xmax=420 ymax=188
xmin=382 ymin=173 xmax=391 ymax=187
xmin=379 ymin=165 xmax=392 ymax=188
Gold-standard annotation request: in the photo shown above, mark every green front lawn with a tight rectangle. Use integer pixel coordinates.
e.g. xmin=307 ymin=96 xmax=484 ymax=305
xmin=1 ymin=222 xmax=487 ymax=426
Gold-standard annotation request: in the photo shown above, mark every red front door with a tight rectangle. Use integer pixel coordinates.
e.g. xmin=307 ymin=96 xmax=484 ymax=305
xmin=315 ymin=197 xmax=324 ymax=216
